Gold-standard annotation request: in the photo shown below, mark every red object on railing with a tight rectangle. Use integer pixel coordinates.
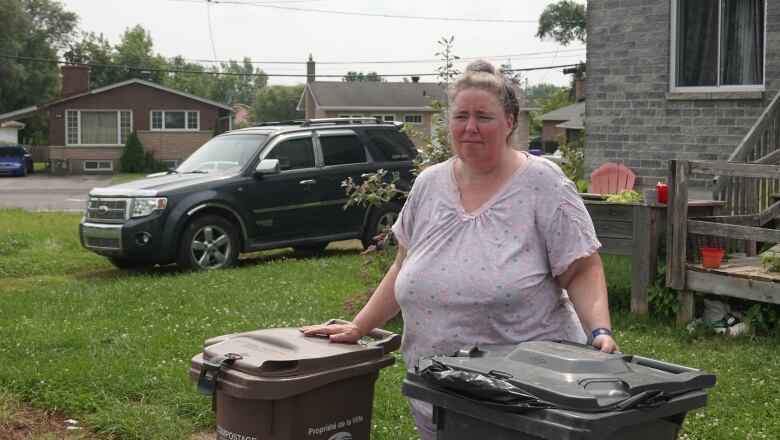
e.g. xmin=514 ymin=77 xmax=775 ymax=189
xmin=656 ymin=183 xmax=669 ymax=204
xmin=701 ymin=247 xmax=725 ymax=269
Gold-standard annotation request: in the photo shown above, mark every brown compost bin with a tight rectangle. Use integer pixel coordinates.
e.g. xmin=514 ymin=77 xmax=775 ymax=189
xmin=189 ymin=319 xmax=401 ymax=440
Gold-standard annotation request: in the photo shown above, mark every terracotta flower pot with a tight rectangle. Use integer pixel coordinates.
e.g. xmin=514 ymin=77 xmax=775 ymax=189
xmin=701 ymin=247 xmax=725 ymax=269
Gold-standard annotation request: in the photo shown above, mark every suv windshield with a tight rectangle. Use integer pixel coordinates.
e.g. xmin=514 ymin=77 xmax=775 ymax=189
xmin=0 ymin=148 xmax=25 ymax=158
xmin=177 ymin=134 xmax=267 ymax=174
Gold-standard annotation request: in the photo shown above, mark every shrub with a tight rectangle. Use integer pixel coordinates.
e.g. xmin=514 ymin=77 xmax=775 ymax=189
xmin=143 ymin=150 xmax=168 ymax=173
xmin=119 ymin=131 xmax=144 ymax=173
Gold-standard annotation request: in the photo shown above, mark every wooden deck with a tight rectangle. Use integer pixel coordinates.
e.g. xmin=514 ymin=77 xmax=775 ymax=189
xmin=685 ymin=255 xmax=780 ymax=305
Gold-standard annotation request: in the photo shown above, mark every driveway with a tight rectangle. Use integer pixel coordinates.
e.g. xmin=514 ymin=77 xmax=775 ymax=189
xmin=0 ymin=173 xmax=113 ymax=212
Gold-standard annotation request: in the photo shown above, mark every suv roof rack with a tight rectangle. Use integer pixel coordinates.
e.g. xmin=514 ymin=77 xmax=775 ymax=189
xmin=252 ymin=119 xmax=308 ymax=127
xmin=299 ymin=117 xmax=394 ymax=127
xmin=252 ymin=117 xmax=397 ymax=128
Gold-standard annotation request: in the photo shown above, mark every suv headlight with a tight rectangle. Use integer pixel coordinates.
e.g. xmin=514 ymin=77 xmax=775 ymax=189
xmin=131 ymin=197 xmax=167 ymax=217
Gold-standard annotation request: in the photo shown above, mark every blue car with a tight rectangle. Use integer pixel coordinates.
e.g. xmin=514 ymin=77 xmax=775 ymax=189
xmin=0 ymin=145 xmax=34 ymax=176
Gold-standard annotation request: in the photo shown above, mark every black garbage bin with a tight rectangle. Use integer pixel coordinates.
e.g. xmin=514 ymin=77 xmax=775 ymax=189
xmin=190 ymin=320 xmax=401 ymax=440
xmin=403 ymin=340 xmax=716 ymax=440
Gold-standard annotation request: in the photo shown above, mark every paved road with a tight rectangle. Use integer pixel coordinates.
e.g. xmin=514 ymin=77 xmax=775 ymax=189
xmin=0 ymin=174 xmax=113 ymax=212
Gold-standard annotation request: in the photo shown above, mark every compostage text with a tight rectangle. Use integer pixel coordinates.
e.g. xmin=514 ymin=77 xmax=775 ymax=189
xmin=218 ymin=425 xmax=257 ymax=440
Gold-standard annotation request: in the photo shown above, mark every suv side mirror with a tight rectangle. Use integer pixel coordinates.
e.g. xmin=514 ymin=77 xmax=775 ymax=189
xmin=255 ymin=159 xmax=281 ymax=176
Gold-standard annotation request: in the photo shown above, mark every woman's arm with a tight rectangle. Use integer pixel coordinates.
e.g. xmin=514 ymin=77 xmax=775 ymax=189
xmin=558 ymin=252 xmax=619 ymax=353
xmin=299 ymin=244 xmax=407 ymax=342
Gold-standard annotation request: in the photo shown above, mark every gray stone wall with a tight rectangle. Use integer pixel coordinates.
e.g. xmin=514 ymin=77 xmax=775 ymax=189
xmin=586 ymin=0 xmax=780 ymax=188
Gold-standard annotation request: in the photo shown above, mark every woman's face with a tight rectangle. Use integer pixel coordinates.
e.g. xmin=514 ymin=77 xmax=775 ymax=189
xmin=449 ymin=88 xmax=515 ymax=170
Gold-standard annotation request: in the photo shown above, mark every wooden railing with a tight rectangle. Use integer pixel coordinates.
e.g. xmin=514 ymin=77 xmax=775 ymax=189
xmin=667 ymin=160 xmax=780 ymax=322
xmin=713 ymin=91 xmax=780 ymax=216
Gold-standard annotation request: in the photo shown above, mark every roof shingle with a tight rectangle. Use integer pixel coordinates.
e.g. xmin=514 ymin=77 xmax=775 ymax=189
xmin=307 ymin=81 xmax=446 ymax=109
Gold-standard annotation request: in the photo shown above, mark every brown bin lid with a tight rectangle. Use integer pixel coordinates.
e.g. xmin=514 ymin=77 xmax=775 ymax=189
xmin=202 ymin=327 xmax=388 ymax=378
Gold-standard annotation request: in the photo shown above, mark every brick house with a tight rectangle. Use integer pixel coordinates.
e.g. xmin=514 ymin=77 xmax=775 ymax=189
xmin=536 ymin=78 xmax=586 ymax=153
xmin=298 ymin=56 xmax=534 ymax=150
xmin=537 ymin=102 xmax=584 ymax=153
xmin=586 ymin=0 xmax=778 ymax=187
xmin=0 ymin=65 xmax=233 ymax=174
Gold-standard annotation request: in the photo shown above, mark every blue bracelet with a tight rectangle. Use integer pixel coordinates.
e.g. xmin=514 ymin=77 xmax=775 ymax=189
xmin=591 ymin=327 xmax=612 ymax=340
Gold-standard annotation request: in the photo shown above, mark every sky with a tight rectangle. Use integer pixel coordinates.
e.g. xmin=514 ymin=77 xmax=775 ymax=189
xmin=58 ymin=0 xmax=586 ymax=88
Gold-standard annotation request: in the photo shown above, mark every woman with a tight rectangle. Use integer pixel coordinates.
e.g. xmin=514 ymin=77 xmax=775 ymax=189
xmin=301 ymin=60 xmax=618 ymax=438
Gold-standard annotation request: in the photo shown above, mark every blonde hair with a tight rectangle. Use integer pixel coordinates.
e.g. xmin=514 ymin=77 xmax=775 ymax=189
xmin=448 ymin=59 xmax=520 ymax=135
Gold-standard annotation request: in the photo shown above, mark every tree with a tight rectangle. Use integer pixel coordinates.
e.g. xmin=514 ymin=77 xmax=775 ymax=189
xmin=527 ymin=83 xmax=567 ymax=103
xmin=0 ymin=0 xmax=78 ymax=144
xmin=499 ymin=62 xmax=523 ymax=86
xmin=251 ymin=85 xmax=304 ymax=123
xmin=162 ymin=56 xmax=213 ymax=99
xmin=342 ymin=71 xmax=385 ymax=82
xmin=210 ymin=57 xmax=268 ymax=105
xmin=120 ymin=131 xmax=145 ymax=173
xmin=64 ymin=32 xmax=117 ymax=88
xmin=536 ymin=0 xmax=586 ymax=46
xmin=112 ymin=25 xmax=168 ymax=83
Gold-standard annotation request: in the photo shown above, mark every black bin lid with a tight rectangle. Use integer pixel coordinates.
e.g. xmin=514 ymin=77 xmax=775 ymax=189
xmin=416 ymin=341 xmax=716 ymax=412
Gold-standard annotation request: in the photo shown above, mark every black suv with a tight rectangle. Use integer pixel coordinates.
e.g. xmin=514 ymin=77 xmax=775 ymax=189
xmin=79 ymin=118 xmax=416 ymax=270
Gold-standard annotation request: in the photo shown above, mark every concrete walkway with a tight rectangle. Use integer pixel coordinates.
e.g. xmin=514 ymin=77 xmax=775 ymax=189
xmin=0 ymin=173 xmax=113 ymax=211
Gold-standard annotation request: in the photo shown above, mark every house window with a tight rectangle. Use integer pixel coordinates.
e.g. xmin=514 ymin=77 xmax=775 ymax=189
xmin=672 ymin=0 xmax=765 ymax=89
xmin=67 ymin=111 xmax=78 ymax=144
xmin=404 ymin=114 xmax=423 ymax=124
xmin=83 ymin=160 xmax=113 ymax=171
xmin=150 ymin=110 xmax=199 ymax=130
xmin=371 ymin=114 xmax=395 ymax=122
xmin=66 ymin=110 xmax=132 ymax=146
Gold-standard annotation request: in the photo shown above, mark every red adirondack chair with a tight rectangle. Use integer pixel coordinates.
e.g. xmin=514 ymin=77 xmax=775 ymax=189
xmin=590 ymin=162 xmax=636 ymax=195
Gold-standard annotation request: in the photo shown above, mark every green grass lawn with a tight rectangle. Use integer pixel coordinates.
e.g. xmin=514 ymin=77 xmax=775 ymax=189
xmin=1 ymin=209 xmax=779 ymax=439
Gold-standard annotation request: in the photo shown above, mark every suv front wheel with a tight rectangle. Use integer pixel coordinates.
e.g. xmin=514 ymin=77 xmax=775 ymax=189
xmin=177 ymin=215 xmax=239 ymax=271
xmin=362 ymin=202 xmax=401 ymax=249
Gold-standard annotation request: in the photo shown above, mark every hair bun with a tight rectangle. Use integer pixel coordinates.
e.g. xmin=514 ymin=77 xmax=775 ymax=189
xmin=465 ymin=59 xmax=497 ymax=75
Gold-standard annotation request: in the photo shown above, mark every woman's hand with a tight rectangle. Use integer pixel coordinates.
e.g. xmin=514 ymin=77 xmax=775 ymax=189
xmin=299 ymin=322 xmax=364 ymax=343
xmin=593 ymin=334 xmax=619 ymax=353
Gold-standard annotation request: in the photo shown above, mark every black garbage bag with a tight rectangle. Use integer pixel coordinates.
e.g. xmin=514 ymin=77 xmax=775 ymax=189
xmin=418 ymin=358 xmax=675 ymax=413
xmin=418 ymin=358 xmax=557 ymax=412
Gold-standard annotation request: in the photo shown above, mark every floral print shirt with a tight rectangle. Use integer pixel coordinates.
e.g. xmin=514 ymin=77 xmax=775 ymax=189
xmin=392 ymin=154 xmax=600 ymax=370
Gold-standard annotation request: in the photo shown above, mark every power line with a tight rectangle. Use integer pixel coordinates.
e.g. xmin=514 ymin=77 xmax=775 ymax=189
xmin=179 ymin=0 xmax=543 ymax=23
xmin=205 ymin=0 xmax=219 ymax=62
xmin=171 ymin=0 xmax=327 ymax=3
xmin=0 ymin=53 xmax=580 ymax=78
xmin=178 ymin=49 xmax=586 ymax=65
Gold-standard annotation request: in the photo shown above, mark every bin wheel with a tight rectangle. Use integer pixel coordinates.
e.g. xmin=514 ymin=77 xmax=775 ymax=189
xmin=177 ymin=215 xmax=239 ymax=271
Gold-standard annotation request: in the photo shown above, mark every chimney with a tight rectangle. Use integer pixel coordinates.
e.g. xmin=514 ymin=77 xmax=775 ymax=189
xmin=61 ymin=65 xmax=90 ymax=97
xmin=411 ymin=76 xmax=420 ymax=83
xmin=575 ymin=77 xmax=586 ymax=102
xmin=307 ymin=54 xmax=315 ymax=83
